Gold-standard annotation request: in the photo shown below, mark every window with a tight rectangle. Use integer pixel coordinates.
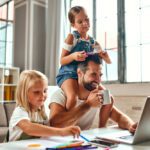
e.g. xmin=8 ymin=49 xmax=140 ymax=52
xmin=125 ymin=0 xmax=150 ymax=82
xmin=70 ymin=0 xmax=150 ymax=83
xmin=0 ymin=0 xmax=14 ymax=66
xmin=96 ymin=0 xmax=118 ymax=81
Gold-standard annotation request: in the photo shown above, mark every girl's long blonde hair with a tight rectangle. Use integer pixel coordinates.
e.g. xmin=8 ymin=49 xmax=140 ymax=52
xmin=16 ymin=70 xmax=48 ymax=121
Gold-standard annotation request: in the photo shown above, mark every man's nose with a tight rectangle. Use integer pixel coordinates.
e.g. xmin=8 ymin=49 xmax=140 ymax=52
xmin=96 ymin=76 xmax=101 ymax=83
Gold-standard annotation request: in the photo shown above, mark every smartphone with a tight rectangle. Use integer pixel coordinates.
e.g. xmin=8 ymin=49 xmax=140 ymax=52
xmin=88 ymin=139 xmax=118 ymax=148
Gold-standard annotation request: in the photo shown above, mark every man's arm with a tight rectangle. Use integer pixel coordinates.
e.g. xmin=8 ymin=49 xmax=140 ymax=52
xmin=99 ymin=96 xmax=137 ymax=132
xmin=49 ymin=88 xmax=102 ymax=128
xmin=99 ymin=96 xmax=114 ymax=127
xmin=110 ymin=106 xmax=135 ymax=130
xmin=49 ymin=102 xmax=91 ymax=127
xmin=99 ymin=103 xmax=113 ymax=127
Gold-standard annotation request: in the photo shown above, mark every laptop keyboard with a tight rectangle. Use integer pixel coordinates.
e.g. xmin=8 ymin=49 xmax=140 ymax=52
xmin=119 ymin=135 xmax=133 ymax=140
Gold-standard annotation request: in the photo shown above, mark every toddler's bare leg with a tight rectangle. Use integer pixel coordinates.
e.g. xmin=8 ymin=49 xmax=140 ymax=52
xmin=61 ymin=79 xmax=78 ymax=110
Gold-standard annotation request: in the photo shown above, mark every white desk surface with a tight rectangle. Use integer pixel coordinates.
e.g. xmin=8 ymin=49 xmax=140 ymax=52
xmin=0 ymin=127 xmax=150 ymax=150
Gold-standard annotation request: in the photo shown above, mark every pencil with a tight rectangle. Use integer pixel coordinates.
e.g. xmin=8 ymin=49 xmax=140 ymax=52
xmin=80 ymin=134 xmax=90 ymax=142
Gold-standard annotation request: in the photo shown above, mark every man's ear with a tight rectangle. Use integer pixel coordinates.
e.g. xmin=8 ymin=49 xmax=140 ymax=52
xmin=77 ymin=68 xmax=82 ymax=77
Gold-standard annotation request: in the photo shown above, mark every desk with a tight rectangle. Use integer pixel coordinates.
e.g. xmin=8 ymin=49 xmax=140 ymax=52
xmin=0 ymin=128 xmax=150 ymax=150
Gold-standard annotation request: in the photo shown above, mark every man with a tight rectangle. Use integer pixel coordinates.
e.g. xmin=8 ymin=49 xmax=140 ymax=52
xmin=49 ymin=55 xmax=136 ymax=132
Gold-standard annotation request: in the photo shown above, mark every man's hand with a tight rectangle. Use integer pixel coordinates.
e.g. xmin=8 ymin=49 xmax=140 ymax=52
xmin=128 ymin=122 xmax=138 ymax=133
xmin=86 ymin=88 xmax=103 ymax=107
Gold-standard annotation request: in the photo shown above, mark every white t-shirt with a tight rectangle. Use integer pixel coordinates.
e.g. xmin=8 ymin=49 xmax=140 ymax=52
xmin=9 ymin=106 xmax=48 ymax=141
xmin=50 ymin=88 xmax=99 ymax=130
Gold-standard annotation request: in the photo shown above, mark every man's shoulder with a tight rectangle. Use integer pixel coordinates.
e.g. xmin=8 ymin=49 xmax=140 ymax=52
xmin=51 ymin=87 xmax=65 ymax=97
xmin=48 ymin=86 xmax=64 ymax=97
xmin=49 ymin=87 xmax=66 ymax=106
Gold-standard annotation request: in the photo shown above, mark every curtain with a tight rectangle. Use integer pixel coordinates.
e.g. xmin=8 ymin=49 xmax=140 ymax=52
xmin=45 ymin=0 xmax=71 ymax=85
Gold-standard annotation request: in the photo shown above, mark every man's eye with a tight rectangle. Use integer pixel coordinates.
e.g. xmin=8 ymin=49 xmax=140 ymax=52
xmin=44 ymin=89 xmax=47 ymax=93
xmin=100 ymin=73 xmax=103 ymax=77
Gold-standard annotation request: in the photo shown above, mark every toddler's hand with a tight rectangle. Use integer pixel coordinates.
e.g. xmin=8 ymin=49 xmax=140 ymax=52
xmin=72 ymin=51 xmax=87 ymax=62
xmin=99 ymin=51 xmax=112 ymax=64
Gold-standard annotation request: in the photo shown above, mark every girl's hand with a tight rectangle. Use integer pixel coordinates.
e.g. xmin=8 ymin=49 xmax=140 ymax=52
xmin=72 ymin=51 xmax=87 ymax=62
xmin=99 ymin=51 xmax=112 ymax=64
xmin=61 ymin=126 xmax=81 ymax=137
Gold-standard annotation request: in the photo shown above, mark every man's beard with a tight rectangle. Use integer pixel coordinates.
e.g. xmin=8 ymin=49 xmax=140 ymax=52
xmin=82 ymin=78 xmax=98 ymax=91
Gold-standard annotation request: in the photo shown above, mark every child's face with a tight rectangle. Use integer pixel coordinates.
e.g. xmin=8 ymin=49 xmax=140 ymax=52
xmin=28 ymin=80 xmax=48 ymax=110
xmin=72 ymin=10 xmax=90 ymax=34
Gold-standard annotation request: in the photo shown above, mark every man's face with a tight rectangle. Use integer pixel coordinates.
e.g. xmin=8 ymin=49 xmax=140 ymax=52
xmin=80 ymin=61 xmax=103 ymax=91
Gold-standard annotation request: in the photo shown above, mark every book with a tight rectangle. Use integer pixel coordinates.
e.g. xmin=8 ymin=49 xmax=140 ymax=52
xmin=4 ymin=86 xmax=16 ymax=101
xmin=4 ymin=86 xmax=11 ymax=101
xmin=11 ymin=86 xmax=16 ymax=100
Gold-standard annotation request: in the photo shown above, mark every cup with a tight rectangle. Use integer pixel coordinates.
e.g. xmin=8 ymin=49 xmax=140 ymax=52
xmin=101 ymin=90 xmax=111 ymax=105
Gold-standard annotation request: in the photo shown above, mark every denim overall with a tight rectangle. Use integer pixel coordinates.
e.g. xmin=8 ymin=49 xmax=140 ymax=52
xmin=56 ymin=31 xmax=95 ymax=87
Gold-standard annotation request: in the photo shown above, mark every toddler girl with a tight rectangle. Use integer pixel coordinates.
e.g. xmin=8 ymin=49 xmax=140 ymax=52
xmin=57 ymin=6 xmax=111 ymax=110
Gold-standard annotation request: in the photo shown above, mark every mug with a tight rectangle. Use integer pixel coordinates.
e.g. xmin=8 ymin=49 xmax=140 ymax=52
xmin=101 ymin=90 xmax=111 ymax=105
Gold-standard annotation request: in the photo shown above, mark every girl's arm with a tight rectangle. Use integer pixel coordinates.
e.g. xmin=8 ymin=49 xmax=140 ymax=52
xmin=17 ymin=119 xmax=80 ymax=137
xmin=95 ymin=41 xmax=112 ymax=64
xmin=60 ymin=34 xmax=87 ymax=65
xmin=94 ymin=41 xmax=103 ymax=52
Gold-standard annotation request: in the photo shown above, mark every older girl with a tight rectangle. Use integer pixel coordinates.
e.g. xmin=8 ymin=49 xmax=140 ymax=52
xmin=9 ymin=70 xmax=80 ymax=141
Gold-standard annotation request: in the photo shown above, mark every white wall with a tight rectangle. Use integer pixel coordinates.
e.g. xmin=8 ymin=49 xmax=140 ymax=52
xmin=14 ymin=0 xmax=47 ymax=72
xmin=104 ymin=83 xmax=150 ymax=97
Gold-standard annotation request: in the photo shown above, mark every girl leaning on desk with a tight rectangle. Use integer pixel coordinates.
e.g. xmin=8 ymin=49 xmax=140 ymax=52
xmin=7 ymin=70 xmax=80 ymax=142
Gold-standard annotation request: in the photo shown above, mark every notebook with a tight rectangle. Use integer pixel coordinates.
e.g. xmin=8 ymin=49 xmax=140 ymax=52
xmin=97 ymin=97 xmax=150 ymax=144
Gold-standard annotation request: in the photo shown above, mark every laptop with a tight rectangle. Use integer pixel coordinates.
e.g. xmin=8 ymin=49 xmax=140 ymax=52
xmin=97 ymin=97 xmax=150 ymax=144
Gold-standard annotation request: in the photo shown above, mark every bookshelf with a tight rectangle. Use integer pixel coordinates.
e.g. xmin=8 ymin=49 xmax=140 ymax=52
xmin=0 ymin=67 xmax=20 ymax=102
